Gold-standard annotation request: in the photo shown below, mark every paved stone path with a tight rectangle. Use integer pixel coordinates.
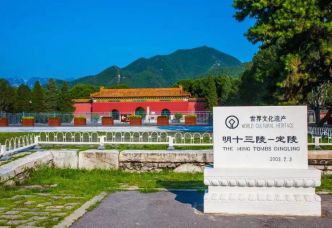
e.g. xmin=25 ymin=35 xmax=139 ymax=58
xmin=72 ymin=191 xmax=332 ymax=228
xmin=0 ymin=193 xmax=83 ymax=227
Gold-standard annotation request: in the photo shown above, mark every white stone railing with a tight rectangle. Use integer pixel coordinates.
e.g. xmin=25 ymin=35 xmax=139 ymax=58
xmin=308 ymin=127 xmax=332 ymax=147
xmin=0 ymin=134 xmax=37 ymax=157
xmin=35 ymin=131 xmax=213 ymax=149
xmin=308 ymin=126 xmax=332 ymax=137
xmin=1 ymin=128 xmax=332 ymax=158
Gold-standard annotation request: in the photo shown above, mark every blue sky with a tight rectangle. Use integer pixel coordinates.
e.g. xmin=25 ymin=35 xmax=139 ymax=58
xmin=0 ymin=0 xmax=257 ymax=80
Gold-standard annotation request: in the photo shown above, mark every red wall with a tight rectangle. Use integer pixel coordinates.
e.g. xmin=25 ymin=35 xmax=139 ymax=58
xmin=188 ymin=101 xmax=206 ymax=112
xmin=74 ymin=101 xmax=206 ymax=114
xmin=74 ymin=103 xmax=92 ymax=113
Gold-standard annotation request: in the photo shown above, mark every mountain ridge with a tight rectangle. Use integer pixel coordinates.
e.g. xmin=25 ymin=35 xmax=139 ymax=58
xmin=2 ymin=46 xmax=247 ymax=88
xmin=71 ymin=46 xmax=245 ymax=88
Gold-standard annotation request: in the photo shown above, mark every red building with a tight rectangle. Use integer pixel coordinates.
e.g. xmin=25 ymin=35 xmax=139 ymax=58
xmin=74 ymin=86 xmax=206 ymax=121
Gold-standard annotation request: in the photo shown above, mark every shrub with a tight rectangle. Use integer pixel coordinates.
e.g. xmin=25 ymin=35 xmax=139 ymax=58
xmin=129 ymin=115 xmax=142 ymax=119
xmin=175 ymin=113 xmax=183 ymax=120
xmin=22 ymin=116 xmax=34 ymax=120
xmin=75 ymin=116 xmax=86 ymax=120
xmin=92 ymin=113 xmax=100 ymax=122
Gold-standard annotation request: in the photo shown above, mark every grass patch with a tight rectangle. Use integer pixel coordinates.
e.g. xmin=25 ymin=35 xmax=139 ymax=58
xmin=23 ymin=167 xmax=332 ymax=194
xmin=40 ymin=144 xmax=212 ymax=151
xmin=0 ymin=132 xmax=31 ymax=144
xmin=317 ymin=174 xmax=332 ymax=193
xmin=41 ymin=144 xmax=98 ymax=151
xmin=308 ymin=145 xmax=332 ymax=150
xmin=25 ymin=167 xmax=205 ymax=194
xmin=86 ymin=199 xmax=102 ymax=212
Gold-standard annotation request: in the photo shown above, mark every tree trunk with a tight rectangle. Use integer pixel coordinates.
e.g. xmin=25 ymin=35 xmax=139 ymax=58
xmin=314 ymin=105 xmax=320 ymax=125
xmin=318 ymin=106 xmax=332 ymax=127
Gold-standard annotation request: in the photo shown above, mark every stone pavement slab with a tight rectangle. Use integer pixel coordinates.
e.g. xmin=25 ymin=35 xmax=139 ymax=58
xmin=72 ymin=191 xmax=332 ymax=228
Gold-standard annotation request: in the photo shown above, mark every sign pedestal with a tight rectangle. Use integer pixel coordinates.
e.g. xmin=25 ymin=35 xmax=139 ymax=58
xmin=204 ymin=166 xmax=321 ymax=216
xmin=205 ymin=106 xmax=321 ymax=216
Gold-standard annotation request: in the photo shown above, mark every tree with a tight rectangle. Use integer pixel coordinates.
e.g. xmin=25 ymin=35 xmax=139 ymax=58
xmin=31 ymin=81 xmax=45 ymax=112
xmin=234 ymin=0 xmax=332 ymax=118
xmin=238 ymin=44 xmax=284 ymax=105
xmin=110 ymin=84 xmax=129 ymax=89
xmin=326 ymin=84 xmax=332 ymax=105
xmin=0 ymin=79 xmax=15 ymax=112
xmin=70 ymin=84 xmax=98 ymax=99
xmin=44 ymin=79 xmax=58 ymax=112
xmin=177 ymin=75 xmax=240 ymax=107
xmin=205 ymin=76 xmax=218 ymax=111
xmin=15 ymin=84 xmax=32 ymax=112
xmin=215 ymin=76 xmax=240 ymax=105
xmin=307 ymin=82 xmax=332 ymax=124
xmin=57 ymin=81 xmax=74 ymax=112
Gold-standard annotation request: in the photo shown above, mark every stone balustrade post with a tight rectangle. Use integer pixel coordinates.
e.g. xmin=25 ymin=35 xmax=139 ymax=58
xmin=98 ymin=136 xmax=106 ymax=150
xmin=34 ymin=135 xmax=41 ymax=150
xmin=314 ymin=137 xmax=321 ymax=150
xmin=0 ymin=145 xmax=6 ymax=156
xmin=167 ymin=136 xmax=174 ymax=150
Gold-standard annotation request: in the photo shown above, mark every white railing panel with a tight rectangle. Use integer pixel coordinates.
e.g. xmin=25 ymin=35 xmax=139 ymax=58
xmin=1 ymin=129 xmax=332 ymax=158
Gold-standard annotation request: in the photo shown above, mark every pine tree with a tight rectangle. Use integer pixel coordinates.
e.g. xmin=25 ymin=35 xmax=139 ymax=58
xmin=57 ymin=81 xmax=74 ymax=112
xmin=70 ymin=84 xmax=98 ymax=99
xmin=31 ymin=81 xmax=45 ymax=112
xmin=15 ymin=84 xmax=32 ymax=112
xmin=205 ymin=76 xmax=218 ymax=111
xmin=44 ymin=79 xmax=58 ymax=112
xmin=0 ymin=79 xmax=15 ymax=112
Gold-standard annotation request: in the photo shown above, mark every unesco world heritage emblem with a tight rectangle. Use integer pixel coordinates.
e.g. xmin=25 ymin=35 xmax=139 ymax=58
xmin=225 ymin=115 xmax=239 ymax=129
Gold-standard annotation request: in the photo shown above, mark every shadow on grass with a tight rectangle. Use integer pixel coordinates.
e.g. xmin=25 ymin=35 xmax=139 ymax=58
xmin=157 ymin=180 xmax=205 ymax=212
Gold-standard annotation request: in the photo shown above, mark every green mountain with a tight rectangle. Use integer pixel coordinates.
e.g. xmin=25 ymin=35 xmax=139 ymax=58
xmin=71 ymin=46 xmax=245 ymax=88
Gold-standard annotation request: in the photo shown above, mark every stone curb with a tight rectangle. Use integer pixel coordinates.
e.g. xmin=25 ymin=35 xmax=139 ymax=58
xmin=317 ymin=191 xmax=332 ymax=195
xmin=0 ymin=151 xmax=53 ymax=183
xmin=54 ymin=192 xmax=108 ymax=228
xmin=113 ymin=187 xmax=206 ymax=192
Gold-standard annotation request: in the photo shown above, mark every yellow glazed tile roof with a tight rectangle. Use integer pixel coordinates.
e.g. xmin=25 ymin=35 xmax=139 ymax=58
xmin=72 ymin=98 xmax=91 ymax=103
xmin=90 ymin=87 xmax=191 ymax=98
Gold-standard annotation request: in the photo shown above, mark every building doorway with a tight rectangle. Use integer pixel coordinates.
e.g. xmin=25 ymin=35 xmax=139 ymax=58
xmin=161 ymin=109 xmax=171 ymax=118
xmin=112 ymin=109 xmax=120 ymax=120
xmin=135 ymin=107 xmax=146 ymax=118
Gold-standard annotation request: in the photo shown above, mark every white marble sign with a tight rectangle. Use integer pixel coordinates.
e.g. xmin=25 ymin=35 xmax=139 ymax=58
xmin=205 ymin=106 xmax=321 ymax=216
xmin=213 ymin=106 xmax=307 ymax=169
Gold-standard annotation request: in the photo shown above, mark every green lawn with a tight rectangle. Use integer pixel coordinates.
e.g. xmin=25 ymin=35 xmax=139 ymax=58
xmin=0 ymin=132 xmax=31 ymax=144
xmin=41 ymin=144 xmax=213 ymax=151
xmin=317 ymin=174 xmax=332 ymax=192
xmin=26 ymin=167 xmax=204 ymax=192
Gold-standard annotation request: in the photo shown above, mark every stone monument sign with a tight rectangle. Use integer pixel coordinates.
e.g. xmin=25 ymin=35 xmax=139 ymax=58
xmin=204 ymin=106 xmax=321 ymax=216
